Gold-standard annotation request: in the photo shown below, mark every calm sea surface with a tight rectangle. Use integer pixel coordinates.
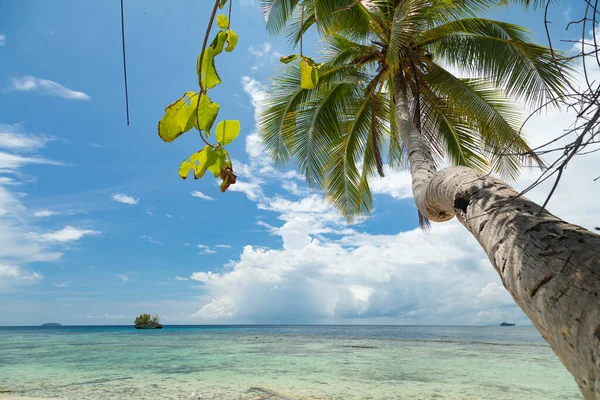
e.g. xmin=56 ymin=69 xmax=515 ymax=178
xmin=0 ymin=325 xmax=582 ymax=400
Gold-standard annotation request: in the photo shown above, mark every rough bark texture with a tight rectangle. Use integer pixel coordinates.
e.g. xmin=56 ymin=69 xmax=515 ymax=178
xmin=393 ymin=71 xmax=600 ymax=399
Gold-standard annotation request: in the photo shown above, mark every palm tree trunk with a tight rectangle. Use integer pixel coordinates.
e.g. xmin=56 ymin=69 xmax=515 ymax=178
xmin=393 ymin=70 xmax=600 ymax=399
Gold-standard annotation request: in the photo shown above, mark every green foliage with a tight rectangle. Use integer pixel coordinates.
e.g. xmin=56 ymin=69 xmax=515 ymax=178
xmin=280 ymin=54 xmax=298 ymax=63
xmin=216 ymin=120 xmax=241 ymax=145
xmin=134 ymin=314 xmax=159 ymax=325
xmin=225 ymin=29 xmax=238 ymax=52
xmin=195 ymin=94 xmax=220 ymax=134
xmin=198 ymin=47 xmax=222 ymax=90
xmin=217 ymin=14 xmax=229 ymax=29
xmin=299 ymin=57 xmax=319 ymax=89
xmin=158 ymin=1 xmax=241 ymax=193
xmin=158 ymin=92 xmax=198 ymax=142
xmin=260 ymin=0 xmax=571 ymax=220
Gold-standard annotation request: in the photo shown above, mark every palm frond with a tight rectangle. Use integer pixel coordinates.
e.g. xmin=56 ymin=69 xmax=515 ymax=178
xmin=426 ymin=22 xmax=572 ymax=107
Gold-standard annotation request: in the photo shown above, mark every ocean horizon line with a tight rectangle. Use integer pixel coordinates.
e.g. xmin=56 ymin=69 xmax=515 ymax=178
xmin=0 ymin=323 xmax=533 ymax=328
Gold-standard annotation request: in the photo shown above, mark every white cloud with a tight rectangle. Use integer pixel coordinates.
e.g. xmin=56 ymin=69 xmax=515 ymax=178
xmin=196 ymin=296 xmax=237 ymax=319
xmin=165 ymin=213 xmax=172 ymax=218
xmin=249 ymin=42 xmax=272 ymax=57
xmin=0 ymin=151 xmax=66 ymax=172
xmin=117 ymin=273 xmax=133 ymax=282
xmin=190 ymin=191 xmax=214 ymax=201
xmin=6 ymin=76 xmax=91 ymax=100
xmin=28 ymin=226 xmax=100 ymax=243
xmin=0 ymin=265 xmax=43 ymax=293
xmin=198 ymin=245 xmax=217 ymax=255
xmin=369 ymin=167 xmax=413 ymax=200
xmin=175 ymin=276 xmax=189 ymax=281
xmin=88 ymin=143 xmax=103 ymax=148
xmin=52 ymin=282 xmax=68 ymax=288
xmin=0 ymin=177 xmax=19 ymax=186
xmin=33 ymin=210 xmax=59 ymax=217
xmin=189 ymin=222 xmax=523 ymax=323
xmin=0 ymin=124 xmax=55 ymax=152
xmin=0 ymin=34 xmax=5 ymax=46
xmin=140 ymin=235 xmax=162 ymax=245
xmin=145 ymin=207 xmax=154 ymax=216
xmin=226 ymin=180 xmax=263 ymax=201
xmin=112 ymin=193 xmax=139 ymax=205
xmin=215 ymin=244 xmax=232 ymax=248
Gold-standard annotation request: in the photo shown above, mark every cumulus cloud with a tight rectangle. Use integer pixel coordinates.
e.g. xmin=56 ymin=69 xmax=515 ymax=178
xmin=191 ymin=221 xmax=523 ymax=324
xmin=6 ymin=76 xmax=90 ymax=100
xmin=112 ymin=193 xmax=139 ymax=205
xmin=190 ymin=191 xmax=214 ymax=201
xmin=28 ymin=226 xmax=99 ymax=243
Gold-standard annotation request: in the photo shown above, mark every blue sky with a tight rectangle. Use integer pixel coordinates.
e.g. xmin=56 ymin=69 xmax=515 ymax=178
xmin=0 ymin=1 xmax=597 ymax=326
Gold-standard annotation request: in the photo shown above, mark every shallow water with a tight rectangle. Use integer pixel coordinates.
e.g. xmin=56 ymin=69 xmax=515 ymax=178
xmin=0 ymin=325 xmax=582 ymax=399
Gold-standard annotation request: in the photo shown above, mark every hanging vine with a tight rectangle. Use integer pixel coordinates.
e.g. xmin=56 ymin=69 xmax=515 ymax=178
xmin=279 ymin=1 xmax=321 ymax=89
xmin=158 ymin=0 xmax=239 ymax=193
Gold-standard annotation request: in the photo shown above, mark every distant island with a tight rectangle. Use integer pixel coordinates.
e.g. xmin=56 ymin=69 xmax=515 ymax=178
xmin=41 ymin=323 xmax=62 ymax=327
xmin=134 ymin=314 xmax=163 ymax=329
xmin=500 ymin=322 xmax=516 ymax=327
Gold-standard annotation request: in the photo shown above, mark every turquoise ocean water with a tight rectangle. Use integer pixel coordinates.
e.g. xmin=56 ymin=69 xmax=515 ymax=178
xmin=0 ymin=325 xmax=582 ymax=399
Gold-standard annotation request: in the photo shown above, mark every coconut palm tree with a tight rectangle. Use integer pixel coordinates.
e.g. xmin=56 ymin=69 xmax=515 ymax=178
xmin=259 ymin=1 xmax=600 ymax=398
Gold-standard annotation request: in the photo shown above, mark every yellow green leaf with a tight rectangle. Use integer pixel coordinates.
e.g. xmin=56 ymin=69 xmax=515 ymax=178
xmin=219 ymin=0 xmax=228 ymax=8
xmin=225 ymin=29 xmax=238 ymax=52
xmin=300 ymin=58 xmax=318 ymax=89
xmin=211 ymin=31 xmax=228 ymax=55
xmin=179 ymin=146 xmax=212 ymax=180
xmin=197 ymin=47 xmax=222 ymax=90
xmin=280 ymin=54 xmax=298 ymax=64
xmin=215 ymin=120 xmax=240 ymax=145
xmin=195 ymin=93 xmax=220 ymax=134
xmin=207 ymin=147 xmax=229 ymax=178
xmin=158 ymin=92 xmax=199 ymax=143
xmin=217 ymin=14 xmax=229 ymax=29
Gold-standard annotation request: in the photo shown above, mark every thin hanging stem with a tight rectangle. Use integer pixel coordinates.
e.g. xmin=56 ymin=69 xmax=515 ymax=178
xmin=195 ymin=0 xmax=222 ymax=149
xmin=120 ymin=0 xmax=130 ymax=126
xmin=198 ymin=0 xmax=222 ymax=92
xmin=228 ymin=0 xmax=233 ymax=28
xmin=300 ymin=2 xmax=304 ymax=57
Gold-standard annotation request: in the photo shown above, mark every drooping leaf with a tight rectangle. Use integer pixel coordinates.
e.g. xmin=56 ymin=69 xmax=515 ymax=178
xmin=195 ymin=93 xmax=220 ymax=134
xmin=207 ymin=147 xmax=230 ymax=178
xmin=179 ymin=146 xmax=212 ymax=180
xmin=215 ymin=120 xmax=240 ymax=145
xmin=217 ymin=14 xmax=229 ymax=29
xmin=219 ymin=0 xmax=228 ymax=8
xmin=225 ymin=29 xmax=238 ymax=52
xmin=280 ymin=54 xmax=298 ymax=64
xmin=211 ymin=31 xmax=229 ymax=55
xmin=300 ymin=58 xmax=318 ymax=89
xmin=158 ymin=92 xmax=199 ymax=143
xmin=219 ymin=166 xmax=237 ymax=192
xmin=197 ymin=47 xmax=222 ymax=90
